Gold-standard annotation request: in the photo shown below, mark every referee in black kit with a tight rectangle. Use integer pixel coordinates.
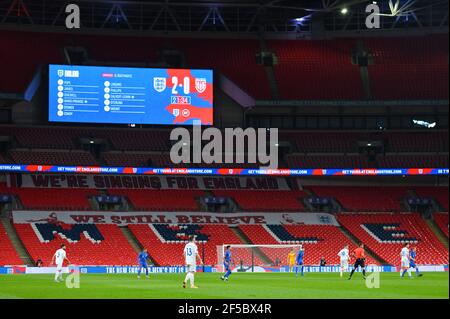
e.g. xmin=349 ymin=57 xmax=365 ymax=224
xmin=348 ymin=243 xmax=367 ymax=280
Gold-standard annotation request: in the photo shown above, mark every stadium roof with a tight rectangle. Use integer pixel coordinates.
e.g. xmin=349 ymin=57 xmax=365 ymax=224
xmin=0 ymin=0 xmax=448 ymax=34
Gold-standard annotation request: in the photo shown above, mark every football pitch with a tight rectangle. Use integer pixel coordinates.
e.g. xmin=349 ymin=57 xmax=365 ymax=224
xmin=0 ymin=272 xmax=448 ymax=299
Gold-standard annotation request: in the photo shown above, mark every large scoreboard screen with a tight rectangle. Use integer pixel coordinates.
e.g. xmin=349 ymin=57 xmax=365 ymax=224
xmin=48 ymin=64 xmax=213 ymax=125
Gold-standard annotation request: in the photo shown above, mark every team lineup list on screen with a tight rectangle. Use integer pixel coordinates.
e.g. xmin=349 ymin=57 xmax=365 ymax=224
xmin=48 ymin=64 xmax=214 ymax=125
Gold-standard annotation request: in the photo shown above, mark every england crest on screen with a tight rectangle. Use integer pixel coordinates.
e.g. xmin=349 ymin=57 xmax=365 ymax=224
xmin=153 ymin=77 xmax=166 ymax=92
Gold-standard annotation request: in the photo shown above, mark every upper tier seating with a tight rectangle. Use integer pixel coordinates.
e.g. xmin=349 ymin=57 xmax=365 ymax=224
xmin=9 ymin=150 xmax=98 ymax=166
xmin=1 ymin=126 xmax=448 ymax=155
xmin=286 ymin=154 xmax=371 ymax=168
xmin=365 ymin=35 xmax=449 ymax=100
xmin=0 ymin=153 xmax=7 ymax=164
xmin=0 ymin=31 xmax=269 ymax=99
xmin=386 ymin=131 xmax=449 ymax=153
xmin=14 ymin=223 xmax=136 ymax=265
xmin=212 ymin=190 xmax=307 ymax=211
xmin=0 ymin=223 xmax=23 ymax=265
xmin=103 ymin=152 xmax=155 ymax=167
xmin=310 ymin=186 xmax=409 ymax=212
xmin=108 ymin=189 xmax=203 ymax=211
xmin=280 ymin=131 xmax=449 ymax=154
xmin=177 ymin=38 xmax=271 ymax=99
xmin=269 ymin=39 xmax=364 ymax=100
xmin=337 ymin=213 xmax=448 ymax=265
xmin=2 ymin=31 xmax=446 ymax=100
xmin=376 ymin=154 xmax=449 ymax=169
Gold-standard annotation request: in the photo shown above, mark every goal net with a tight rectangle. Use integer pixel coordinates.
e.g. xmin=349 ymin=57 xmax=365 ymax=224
xmin=216 ymin=244 xmax=302 ymax=273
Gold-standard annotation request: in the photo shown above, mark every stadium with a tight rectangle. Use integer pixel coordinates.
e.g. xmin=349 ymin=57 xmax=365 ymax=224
xmin=0 ymin=0 xmax=448 ymax=301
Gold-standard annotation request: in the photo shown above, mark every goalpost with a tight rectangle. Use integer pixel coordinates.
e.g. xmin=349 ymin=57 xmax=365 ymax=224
xmin=216 ymin=244 xmax=302 ymax=273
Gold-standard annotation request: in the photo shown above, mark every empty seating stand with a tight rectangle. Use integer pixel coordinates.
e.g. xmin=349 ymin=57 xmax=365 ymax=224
xmin=0 ymin=223 xmax=23 ymax=265
xmin=433 ymin=213 xmax=449 ymax=237
xmin=9 ymin=150 xmax=98 ymax=166
xmin=178 ymin=38 xmax=271 ymax=99
xmin=108 ymin=189 xmax=204 ymax=211
xmin=365 ymin=35 xmax=449 ymax=100
xmin=337 ymin=213 xmax=448 ymax=265
xmin=13 ymin=223 xmax=136 ymax=265
xmin=269 ymin=39 xmax=364 ymax=100
xmin=13 ymin=188 xmax=98 ymax=211
xmin=310 ymin=186 xmax=409 ymax=212
xmin=128 ymin=224 xmax=264 ymax=266
xmin=377 ymin=154 xmax=449 ymax=168
xmin=238 ymin=224 xmax=378 ymax=265
xmin=414 ymin=187 xmax=449 ymax=211
xmin=286 ymin=154 xmax=370 ymax=169
xmin=212 ymin=190 xmax=307 ymax=211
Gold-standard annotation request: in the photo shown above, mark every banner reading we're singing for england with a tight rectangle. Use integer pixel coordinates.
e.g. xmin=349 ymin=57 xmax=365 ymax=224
xmin=12 ymin=174 xmax=290 ymax=191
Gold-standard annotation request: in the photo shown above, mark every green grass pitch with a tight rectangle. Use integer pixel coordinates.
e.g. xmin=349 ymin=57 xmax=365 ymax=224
xmin=0 ymin=272 xmax=448 ymax=299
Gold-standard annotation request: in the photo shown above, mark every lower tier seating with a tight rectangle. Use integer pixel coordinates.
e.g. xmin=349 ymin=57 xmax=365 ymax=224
xmin=14 ymin=223 xmax=136 ymax=265
xmin=128 ymin=224 xmax=265 ymax=267
xmin=238 ymin=224 xmax=378 ymax=265
xmin=0 ymin=223 xmax=23 ymax=265
xmin=337 ymin=213 xmax=448 ymax=265
xmin=433 ymin=213 xmax=449 ymax=237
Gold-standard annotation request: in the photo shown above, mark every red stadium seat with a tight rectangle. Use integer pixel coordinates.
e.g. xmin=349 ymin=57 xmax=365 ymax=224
xmin=337 ymin=213 xmax=448 ymax=265
xmin=212 ymin=190 xmax=307 ymax=211
xmin=108 ymin=189 xmax=204 ymax=211
xmin=14 ymin=223 xmax=136 ymax=265
xmin=239 ymin=224 xmax=378 ymax=265
xmin=310 ymin=186 xmax=409 ymax=212
xmin=269 ymin=39 xmax=364 ymax=100
xmin=9 ymin=150 xmax=98 ymax=166
xmin=433 ymin=213 xmax=449 ymax=237
xmin=14 ymin=188 xmax=98 ymax=211
xmin=414 ymin=187 xmax=449 ymax=211
xmin=365 ymin=35 xmax=449 ymax=100
xmin=128 ymin=224 xmax=265 ymax=266
xmin=0 ymin=223 xmax=23 ymax=266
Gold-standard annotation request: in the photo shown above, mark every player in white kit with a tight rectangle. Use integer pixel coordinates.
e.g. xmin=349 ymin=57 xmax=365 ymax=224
xmin=183 ymin=235 xmax=203 ymax=289
xmin=338 ymin=245 xmax=350 ymax=278
xmin=51 ymin=244 xmax=71 ymax=282
xmin=400 ymin=243 xmax=412 ymax=278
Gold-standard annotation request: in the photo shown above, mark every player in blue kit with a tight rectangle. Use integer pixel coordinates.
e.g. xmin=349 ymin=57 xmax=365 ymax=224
xmin=221 ymin=246 xmax=233 ymax=282
xmin=137 ymin=249 xmax=151 ymax=279
xmin=295 ymin=245 xmax=305 ymax=277
xmin=409 ymin=247 xmax=423 ymax=277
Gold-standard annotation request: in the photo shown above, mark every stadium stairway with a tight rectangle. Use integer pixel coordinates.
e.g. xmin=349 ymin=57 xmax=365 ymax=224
xmin=338 ymin=224 xmax=388 ymax=265
xmin=258 ymin=32 xmax=280 ymax=100
xmin=355 ymin=39 xmax=372 ymax=100
xmin=424 ymin=217 xmax=449 ymax=250
xmin=119 ymin=226 xmax=159 ymax=265
xmin=230 ymin=226 xmax=273 ymax=265
xmin=0 ymin=217 xmax=34 ymax=265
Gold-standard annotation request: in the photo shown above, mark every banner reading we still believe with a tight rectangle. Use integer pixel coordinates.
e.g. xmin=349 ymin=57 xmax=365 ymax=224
xmin=12 ymin=211 xmax=339 ymax=226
